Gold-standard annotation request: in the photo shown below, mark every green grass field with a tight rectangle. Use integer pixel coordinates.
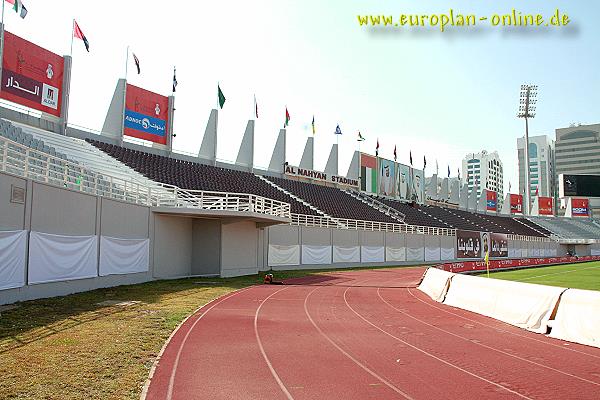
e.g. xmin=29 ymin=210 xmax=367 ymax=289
xmin=488 ymin=261 xmax=600 ymax=291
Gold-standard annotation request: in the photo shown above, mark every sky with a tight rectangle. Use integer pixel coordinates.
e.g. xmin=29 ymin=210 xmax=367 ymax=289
xmin=3 ymin=0 xmax=599 ymax=194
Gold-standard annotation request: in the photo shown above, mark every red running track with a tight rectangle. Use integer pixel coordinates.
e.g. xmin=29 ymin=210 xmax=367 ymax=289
xmin=144 ymin=267 xmax=600 ymax=400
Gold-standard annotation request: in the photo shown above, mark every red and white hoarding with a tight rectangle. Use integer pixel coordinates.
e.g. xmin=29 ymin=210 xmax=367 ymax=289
xmin=538 ymin=196 xmax=553 ymax=216
xmin=510 ymin=194 xmax=523 ymax=214
xmin=123 ymin=84 xmax=169 ymax=145
xmin=571 ymin=198 xmax=590 ymax=217
xmin=1 ymin=31 xmax=64 ymax=118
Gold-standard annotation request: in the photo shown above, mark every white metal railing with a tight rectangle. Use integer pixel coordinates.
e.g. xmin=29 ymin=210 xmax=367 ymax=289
xmin=0 ymin=135 xmax=291 ymax=218
xmin=291 ymin=213 xmax=456 ymax=236
xmin=507 ymin=234 xmax=552 ymax=243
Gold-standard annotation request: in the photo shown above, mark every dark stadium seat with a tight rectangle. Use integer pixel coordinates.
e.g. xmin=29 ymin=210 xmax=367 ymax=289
xmin=86 ymin=139 xmax=319 ymax=215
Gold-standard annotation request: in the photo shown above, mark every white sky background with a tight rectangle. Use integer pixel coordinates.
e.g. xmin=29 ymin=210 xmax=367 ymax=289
xmin=5 ymin=0 xmax=600 ymax=192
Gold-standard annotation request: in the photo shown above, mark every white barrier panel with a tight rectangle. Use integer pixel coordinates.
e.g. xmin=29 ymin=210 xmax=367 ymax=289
xmin=508 ymin=246 xmax=516 ymax=258
xmin=591 ymin=248 xmax=600 ymax=256
xmin=29 ymin=231 xmax=98 ymax=284
xmin=302 ymin=245 xmax=332 ymax=265
xmin=443 ymin=274 xmax=565 ymax=333
xmin=386 ymin=246 xmax=406 ymax=262
xmin=440 ymin=247 xmax=454 ymax=261
xmin=550 ymin=289 xmax=600 ymax=349
xmin=425 ymin=246 xmax=441 ymax=262
xmin=361 ymin=246 xmax=384 ymax=263
xmin=0 ymin=230 xmax=27 ymax=290
xmin=406 ymin=246 xmax=424 ymax=262
xmin=268 ymin=244 xmax=300 ymax=266
xmin=99 ymin=236 xmax=149 ymax=276
xmin=418 ymin=267 xmax=455 ymax=302
xmin=333 ymin=246 xmax=360 ymax=263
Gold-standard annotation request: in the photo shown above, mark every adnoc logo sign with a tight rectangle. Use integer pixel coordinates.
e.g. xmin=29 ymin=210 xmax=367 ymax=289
xmin=124 ymin=83 xmax=169 ymax=145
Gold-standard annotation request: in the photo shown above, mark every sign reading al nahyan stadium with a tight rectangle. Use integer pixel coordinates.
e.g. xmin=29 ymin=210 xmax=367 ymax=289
xmin=284 ymin=165 xmax=359 ymax=187
xmin=123 ymin=84 xmax=169 ymax=145
xmin=1 ymin=31 xmax=64 ymax=117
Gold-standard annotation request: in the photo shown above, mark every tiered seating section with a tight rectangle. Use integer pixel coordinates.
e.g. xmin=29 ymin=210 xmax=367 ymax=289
xmin=87 ymin=139 xmax=318 ymax=215
xmin=265 ymin=177 xmax=399 ymax=224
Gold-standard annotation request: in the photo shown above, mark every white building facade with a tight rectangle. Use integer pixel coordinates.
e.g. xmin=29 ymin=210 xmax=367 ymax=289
xmin=517 ymin=135 xmax=555 ymax=198
xmin=462 ymin=150 xmax=504 ymax=200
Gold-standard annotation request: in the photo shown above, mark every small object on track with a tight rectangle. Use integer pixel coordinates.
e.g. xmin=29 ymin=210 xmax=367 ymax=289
xmin=264 ymin=273 xmax=284 ymax=285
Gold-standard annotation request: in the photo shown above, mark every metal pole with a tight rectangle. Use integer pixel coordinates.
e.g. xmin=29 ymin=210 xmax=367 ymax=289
xmin=0 ymin=0 xmax=6 ymax=97
xmin=69 ymin=19 xmax=75 ymax=57
xmin=524 ymin=106 xmax=531 ymax=215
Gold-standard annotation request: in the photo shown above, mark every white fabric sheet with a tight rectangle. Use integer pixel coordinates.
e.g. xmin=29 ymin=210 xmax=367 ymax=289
xmin=333 ymin=246 xmax=360 ymax=263
xmin=0 ymin=230 xmax=27 ymax=290
xmin=418 ymin=267 xmax=455 ymax=302
xmin=443 ymin=274 xmax=565 ymax=333
xmin=99 ymin=236 xmax=149 ymax=276
xmin=28 ymin=231 xmax=98 ymax=284
xmin=425 ymin=246 xmax=441 ymax=262
xmin=360 ymin=246 xmax=384 ymax=263
xmin=386 ymin=247 xmax=406 ymax=262
xmin=268 ymin=244 xmax=300 ymax=266
xmin=440 ymin=247 xmax=455 ymax=261
xmin=550 ymin=289 xmax=600 ymax=348
xmin=301 ymin=245 xmax=331 ymax=265
xmin=406 ymin=246 xmax=424 ymax=262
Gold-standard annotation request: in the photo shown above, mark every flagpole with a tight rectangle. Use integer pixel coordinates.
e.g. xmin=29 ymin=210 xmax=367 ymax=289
xmin=121 ymin=45 xmax=129 ymax=142
xmin=70 ymin=19 xmax=75 ymax=57
xmin=125 ymin=45 xmax=129 ymax=80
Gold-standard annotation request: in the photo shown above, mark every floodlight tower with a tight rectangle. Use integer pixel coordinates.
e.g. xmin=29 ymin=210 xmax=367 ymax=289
xmin=517 ymin=84 xmax=538 ymax=215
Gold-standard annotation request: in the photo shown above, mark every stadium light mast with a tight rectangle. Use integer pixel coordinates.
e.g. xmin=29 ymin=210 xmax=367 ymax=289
xmin=517 ymin=84 xmax=538 ymax=215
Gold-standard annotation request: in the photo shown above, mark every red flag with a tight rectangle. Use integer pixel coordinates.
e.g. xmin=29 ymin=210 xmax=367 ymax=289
xmin=73 ymin=20 xmax=89 ymax=52
xmin=535 ymin=186 xmax=539 ymax=196
xmin=284 ymin=107 xmax=290 ymax=127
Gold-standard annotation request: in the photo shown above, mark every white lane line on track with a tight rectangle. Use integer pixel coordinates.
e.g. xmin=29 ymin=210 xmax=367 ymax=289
xmin=407 ymin=287 xmax=600 ymax=360
xmin=165 ymin=287 xmax=252 ymax=400
xmin=255 ymin=287 xmax=295 ymax=400
xmin=378 ymin=288 xmax=600 ymax=387
xmin=513 ymin=264 xmax=600 ymax=282
xmin=303 ymin=286 xmax=415 ymax=400
xmin=342 ymin=286 xmax=534 ymax=400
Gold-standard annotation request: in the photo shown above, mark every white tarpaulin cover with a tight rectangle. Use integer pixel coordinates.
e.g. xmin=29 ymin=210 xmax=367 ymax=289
xmin=99 ymin=236 xmax=149 ymax=276
xmin=425 ymin=246 xmax=441 ymax=262
xmin=550 ymin=289 xmax=600 ymax=348
xmin=268 ymin=244 xmax=300 ymax=266
xmin=406 ymin=246 xmax=424 ymax=262
xmin=361 ymin=246 xmax=384 ymax=263
xmin=386 ymin=247 xmax=406 ymax=262
xmin=443 ymin=274 xmax=565 ymax=333
xmin=333 ymin=246 xmax=360 ymax=263
xmin=301 ymin=245 xmax=331 ymax=265
xmin=29 ymin=231 xmax=98 ymax=284
xmin=0 ymin=230 xmax=27 ymax=291
xmin=440 ymin=247 xmax=454 ymax=261
xmin=418 ymin=267 xmax=455 ymax=302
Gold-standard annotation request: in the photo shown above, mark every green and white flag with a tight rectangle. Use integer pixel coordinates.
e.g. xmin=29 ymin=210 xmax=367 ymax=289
xmin=5 ymin=0 xmax=28 ymax=18
xmin=360 ymin=154 xmax=377 ymax=193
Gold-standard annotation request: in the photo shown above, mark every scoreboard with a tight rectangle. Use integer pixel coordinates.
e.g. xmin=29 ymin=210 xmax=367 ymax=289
xmin=559 ymin=174 xmax=600 ymax=198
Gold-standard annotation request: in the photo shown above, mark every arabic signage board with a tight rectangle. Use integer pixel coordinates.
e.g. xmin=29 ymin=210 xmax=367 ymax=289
xmin=284 ymin=165 xmax=359 ymax=187
xmin=456 ymin=230 xmax=482 ymax=259
xmin=124 ymin=84 xmax=169 ymax=145
xmin=510 ymin=194 xmax=523 ymax=214
xmin=538 ymin=196 xmax=553 ymax=216
xmin=489 ymin=233 xmax=508 ymax=258
xmin=571 ymin=198 xmax=590 ymax=217
xmin=1 ymin=31 xmax=64 ymax=117
xmin=486 ymin=190 xmax=497 ymax=212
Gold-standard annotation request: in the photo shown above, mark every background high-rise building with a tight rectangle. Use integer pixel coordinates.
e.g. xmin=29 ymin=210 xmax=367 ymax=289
xmin=555 ymin=123 xmax=600 ymax=177
xmin=517 ymin=135 xmax=555 ymax=198
xmin=462 ymin=150 xmax=504 ymax=200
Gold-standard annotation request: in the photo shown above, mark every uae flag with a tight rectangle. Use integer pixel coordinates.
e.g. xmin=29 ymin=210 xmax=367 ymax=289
xmin=73 ymin=20 xmax=89 ymax=52
xmin=360 ymin=154 xmax=377 ymax=193
xmin=6 ymin=0 xmax=27 ymax=18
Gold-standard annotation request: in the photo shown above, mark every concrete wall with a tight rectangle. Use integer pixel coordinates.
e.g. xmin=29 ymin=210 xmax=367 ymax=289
xmin=0 ymin=173 xmax=27 ymax=230
xmin=333 ymin=229 xmax=359 ymax=247
xmin=301 ymin=226 xmax=331 ymax=246
xmin=360 ymin=230 xmax=384 ymax=247
xmin=191 ymin=219 xmax=221 ymax=276
xmin=100 ymin=198 xmax=149 ymax=239
xmin=221 ymin=220 xmax=258 ymax=278
xmin=153 ymin=214 xmax=193 ymax=278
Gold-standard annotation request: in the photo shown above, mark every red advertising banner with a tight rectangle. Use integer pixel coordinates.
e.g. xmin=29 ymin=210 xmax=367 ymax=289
xmin=538 ymin=196 xmax=553 ymax=216
xmin=486 ymin=190 xmax=497 ymax=211
xmin=1 ymin=31 xmax=64 ymax=117
xmin=510 ymin=194 xmax=523 ymax=214
xmin=124 ymin=84 xmax=169 ymax=145
xmin=437 ymin=256 xmax=600 ymax=274
xmin=571 ymin=198 xmax=590 ymax=217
